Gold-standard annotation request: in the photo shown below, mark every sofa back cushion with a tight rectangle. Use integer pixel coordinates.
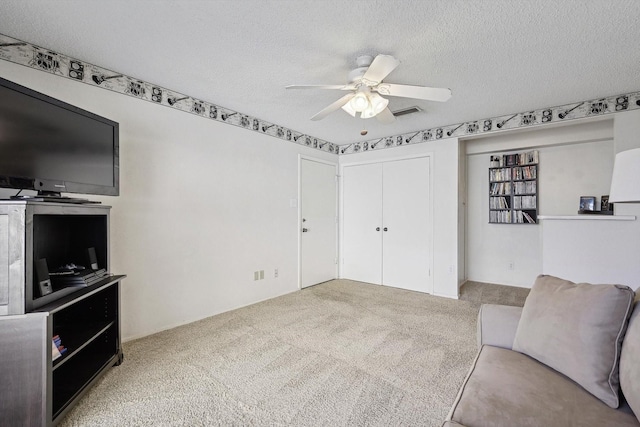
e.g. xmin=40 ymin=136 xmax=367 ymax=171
xmin=620 ymin=300 xmax=640 ymax=421
xmin=513 ymin=275 xmax=635 ymax=408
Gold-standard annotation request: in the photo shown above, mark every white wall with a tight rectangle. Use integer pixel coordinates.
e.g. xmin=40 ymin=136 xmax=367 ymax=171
xmin=541 ymin=218 xmax=640 ymax=289
xmin=612 ymin=110 xmax=640 ymax=222
xmin=538 ymin=110 xmax=640 ymax=291
xmin=338 ymin=139 xmax=460 ymax=298
xmin=0 ymin=60 xmax=336 ymax=340
xmin=465 ymin=120 xmax=614 ymax=287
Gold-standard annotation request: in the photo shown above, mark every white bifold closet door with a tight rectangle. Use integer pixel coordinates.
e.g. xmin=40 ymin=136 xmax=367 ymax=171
xmin=342 ymin=162 xmax=383 ymax=285
xmin=342 ymin=157 xmax=431 ymax=293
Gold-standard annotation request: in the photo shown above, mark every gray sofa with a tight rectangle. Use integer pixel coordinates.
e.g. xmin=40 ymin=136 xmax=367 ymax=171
xmin=444 ymin=275 xmax=640 ymax=427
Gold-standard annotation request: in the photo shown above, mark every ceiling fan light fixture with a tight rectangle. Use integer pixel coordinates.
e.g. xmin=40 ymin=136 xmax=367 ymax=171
xmin=287 ymin=54 xmax=449 ymax=123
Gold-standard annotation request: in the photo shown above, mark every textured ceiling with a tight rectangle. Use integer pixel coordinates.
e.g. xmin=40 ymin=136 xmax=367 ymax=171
xmin=1 ymin=0 xmax=639 ymax=145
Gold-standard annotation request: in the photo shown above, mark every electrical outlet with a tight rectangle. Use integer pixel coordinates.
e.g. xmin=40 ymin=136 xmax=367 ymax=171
xmin=508 ymin=262 xmax=515 ymax=271
xmin=254 ymin=271 xmax=259 ymax=281
xmin=274 ymin=268 xmax=278 ymax=278
xmin=260 ymin=270 xmax=264 ymax=280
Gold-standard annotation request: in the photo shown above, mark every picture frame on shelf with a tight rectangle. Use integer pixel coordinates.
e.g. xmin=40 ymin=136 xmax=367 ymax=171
xmin=600 ymin=195 xmax=614 ymax=215
xmin=579 ymin=196 xmax=596 ymax=212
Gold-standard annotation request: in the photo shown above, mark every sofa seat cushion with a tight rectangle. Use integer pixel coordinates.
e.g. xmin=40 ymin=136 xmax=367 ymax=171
xmin=448 ymin=345 xmax=639 ymax=427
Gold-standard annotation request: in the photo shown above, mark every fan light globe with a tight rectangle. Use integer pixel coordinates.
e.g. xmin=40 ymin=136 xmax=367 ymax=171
xmin=341 ymin=102 xmax=357 ymax=117
xmin=369 ymin=93 xmax=389 ymax=114
xmin=361 ymin=93 xmax=389 ymax=119
xmin=350 ymin=92 xmax=370 ymax=112
xmin=361 ymin=105 xmax=377 ymax=119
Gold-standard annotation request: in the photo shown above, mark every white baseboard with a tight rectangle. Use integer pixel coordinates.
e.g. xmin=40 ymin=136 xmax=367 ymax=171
xmin=433 ymin=292 xmax=459 ymax=300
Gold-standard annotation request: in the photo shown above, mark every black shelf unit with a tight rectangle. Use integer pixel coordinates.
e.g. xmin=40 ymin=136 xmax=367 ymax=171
xmin=0 ymin=201 xmax=124 ymax=426
xmin=43 ymin=278 xmax=123 ymax=421
xmin=489 ymin=151 xmax=539 ymax=224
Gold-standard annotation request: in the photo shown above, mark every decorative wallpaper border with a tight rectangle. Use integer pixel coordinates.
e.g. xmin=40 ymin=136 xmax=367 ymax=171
xmin=2 ymin=33 xmax=638 ymax=157
xmin=0 ymin=34 xmax=338 ymax=155
xmin=338 ymin=91 xmax=640 ymax=155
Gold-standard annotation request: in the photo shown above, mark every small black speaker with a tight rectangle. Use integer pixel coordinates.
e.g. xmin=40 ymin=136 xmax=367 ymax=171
xmin=87 ymin=247 xmax=99 ymax=271
xmin=35 ymin=258 xmax=53 ymax=296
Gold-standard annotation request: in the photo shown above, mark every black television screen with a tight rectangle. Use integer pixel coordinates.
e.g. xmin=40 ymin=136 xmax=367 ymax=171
xmin=0 ymin=77 xmax=119 ymax=196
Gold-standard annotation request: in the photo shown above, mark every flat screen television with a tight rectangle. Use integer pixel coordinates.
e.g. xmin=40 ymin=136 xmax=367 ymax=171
xmin=0 ymin=76 xmax=119 ymax=198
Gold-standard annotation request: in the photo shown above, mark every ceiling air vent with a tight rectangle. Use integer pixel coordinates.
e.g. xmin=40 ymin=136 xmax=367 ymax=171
xmin=391 ymin=106 xmax=422 ymax=117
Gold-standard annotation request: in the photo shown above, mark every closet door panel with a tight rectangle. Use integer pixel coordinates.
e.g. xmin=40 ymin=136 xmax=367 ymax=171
xmin=382 ymin=157 xmax=431 ymax=292
xmin=342 ymin=163 xmax=383 ymax=284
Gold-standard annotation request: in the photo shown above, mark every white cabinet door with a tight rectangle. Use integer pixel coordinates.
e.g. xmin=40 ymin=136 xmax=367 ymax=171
xmin=300 ymin=159 xmax=337 ymax=288
xmin=382 ymin=157 xmax=432 ymax=292
xmin=342 ymin=163 xmax=383 ymax=284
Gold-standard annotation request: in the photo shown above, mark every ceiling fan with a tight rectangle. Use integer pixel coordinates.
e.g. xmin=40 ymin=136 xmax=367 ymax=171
xmin=286 ymin=54 xmax=451 ymax=123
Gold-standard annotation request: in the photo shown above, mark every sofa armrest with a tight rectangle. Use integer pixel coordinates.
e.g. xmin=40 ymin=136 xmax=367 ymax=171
xmin=477 ymin=304 xmax=523 ymax=350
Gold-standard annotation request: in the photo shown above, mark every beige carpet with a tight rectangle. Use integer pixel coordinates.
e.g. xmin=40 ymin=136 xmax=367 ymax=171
xmin=58 ymin=279 xmax=509 ymax=426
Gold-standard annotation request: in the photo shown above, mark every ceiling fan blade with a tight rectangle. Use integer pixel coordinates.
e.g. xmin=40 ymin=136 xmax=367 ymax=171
xmin=286 ymin=84 xmax=354 ymax=90
xmin=311 ymin=93 xmax=356 ymax=121
xmin=375 ymin=107 xmax=395 ymax=124
xmin=361 ymin=55 xmax=400 ymax=85
xmin=376 ymin=83 xmax=452 ymax=102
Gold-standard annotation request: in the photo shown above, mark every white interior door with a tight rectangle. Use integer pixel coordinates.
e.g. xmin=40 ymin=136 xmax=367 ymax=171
xmin=341 ymin=163 xmax=383 ymax=284
xmin=382 ymin=157 xmax=432 ymax=292
xmin=300 ymin=158 xmax=337 ymax=288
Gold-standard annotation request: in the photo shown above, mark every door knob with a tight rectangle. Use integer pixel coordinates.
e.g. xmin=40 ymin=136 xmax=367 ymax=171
xmin=302 ymin=218 xmax=307 ymax=222
xmin=302 ymin=228 xmax=308 ymax=232
xmin=383 ymin=227 xmax=388 ymax=232
xmin=376 ymin=227 xmax=380 ymax=231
